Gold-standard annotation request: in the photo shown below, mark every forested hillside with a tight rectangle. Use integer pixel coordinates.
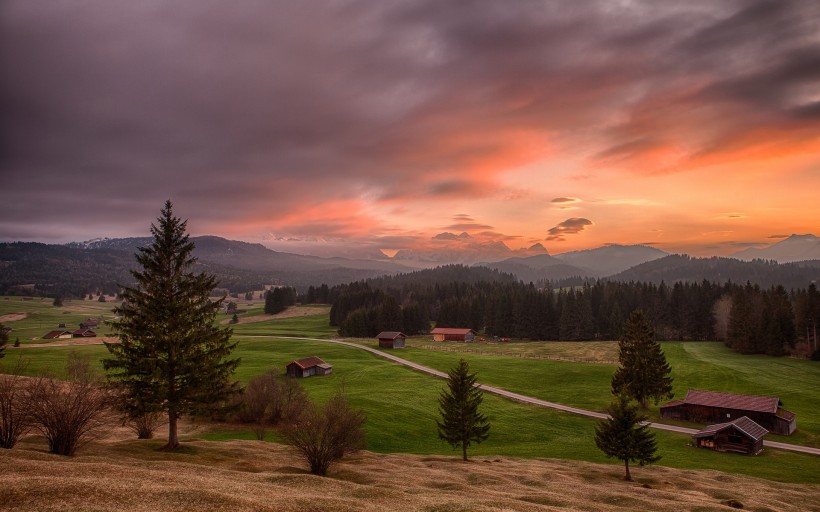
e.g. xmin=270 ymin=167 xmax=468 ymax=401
xmin=329 ymin=272 xmax=820 ymax=357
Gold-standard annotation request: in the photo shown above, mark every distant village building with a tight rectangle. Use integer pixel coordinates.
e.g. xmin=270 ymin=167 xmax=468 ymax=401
xmin=661 ymin=389 xmax=796 ymax=435
xmin=72 ymin=328 xmax=97 ymax=338
xmin=286 ymin=356 xmax=333 ymax=378
xmin=430 ymin=328 xmax=475 ymax=343
xmin=80 ymin=318 xmax=99 ymax=329
xmin=692 ymin=416 xmax=767 ymax=455
xmin=42 ymin=330 xmax=73 ymax=340
xmin=376 ymin=331 xmax=407 ymax=349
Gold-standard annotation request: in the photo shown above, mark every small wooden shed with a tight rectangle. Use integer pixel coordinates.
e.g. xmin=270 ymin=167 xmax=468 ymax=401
xmin=376 ymin=331 xmax=407 ymax=349
xmin=692 ymin=416 xmax=767 ymax=455
xmin=430 ymin=328 xmax=475 ymax=342
xmin=286 ymin=356 xmax=333 ymax=378
xmin=72 ymin=328 xmax=97 ymax=338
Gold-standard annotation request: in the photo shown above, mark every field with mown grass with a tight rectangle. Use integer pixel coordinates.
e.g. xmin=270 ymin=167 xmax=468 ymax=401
xmin=0 ymin=296 xmax=119 ymax=341
xmin=2 ymin=298 xmax=819 ymax=484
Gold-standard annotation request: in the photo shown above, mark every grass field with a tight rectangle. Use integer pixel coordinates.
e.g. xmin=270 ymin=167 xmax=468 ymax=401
xmin=0 ymin=296 xmax=118 ymax=341
xmin=2 ymin=298 xmax=819 ymax=484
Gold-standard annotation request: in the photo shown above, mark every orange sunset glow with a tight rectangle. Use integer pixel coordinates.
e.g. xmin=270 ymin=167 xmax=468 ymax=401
xmin=1 ymin=0 xmax=818 ymax=258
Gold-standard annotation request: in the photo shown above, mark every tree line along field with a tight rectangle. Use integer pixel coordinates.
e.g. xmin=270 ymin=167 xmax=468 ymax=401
xmin=2 ymin=298 xmax=819 ymax=484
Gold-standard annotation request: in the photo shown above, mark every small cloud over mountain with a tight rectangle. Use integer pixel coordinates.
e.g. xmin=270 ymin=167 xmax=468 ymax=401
xmin=547 ymin=218 xmax=593 ymax=241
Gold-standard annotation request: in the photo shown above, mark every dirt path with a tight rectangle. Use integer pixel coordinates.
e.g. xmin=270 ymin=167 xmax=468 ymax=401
xmin=0 ymin=313 xmax=27 ymax=322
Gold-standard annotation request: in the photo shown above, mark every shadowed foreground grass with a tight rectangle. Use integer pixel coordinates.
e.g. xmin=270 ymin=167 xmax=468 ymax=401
xmin=2 ymin=436 xmax=818 ymax=512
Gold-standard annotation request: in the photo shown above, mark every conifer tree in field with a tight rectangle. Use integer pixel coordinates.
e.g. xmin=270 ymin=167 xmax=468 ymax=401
xmin=0 ymin=323 xmax=7 ymax=359
xmin=104 ymin=201 xmax=240 ymax=450
xmin=437 ymin=359 xmax=490 ymax=461
xmin=594 ymin=394 xmax=660 ymax=481
xmin=611 ymin=309 xmax=673 ymax=408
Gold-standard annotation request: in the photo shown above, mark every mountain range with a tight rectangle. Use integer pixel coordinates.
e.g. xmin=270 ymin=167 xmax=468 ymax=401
xmin=1 ymin=234 xmax=817 ymax=298
xmin=731 ymin=234 xmax=820 ymax=263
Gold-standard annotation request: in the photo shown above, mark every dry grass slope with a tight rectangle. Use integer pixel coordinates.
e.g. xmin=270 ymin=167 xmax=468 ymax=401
xmin=2 ymin=437 xmax=818 ymax=512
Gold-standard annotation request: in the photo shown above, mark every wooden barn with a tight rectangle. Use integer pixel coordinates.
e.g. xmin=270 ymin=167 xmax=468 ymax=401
xmin=72 ymin=328 xmax=97 ymax=338
xmin=661 ymin=389 xmax=796 ymax=436
xmin=692 ymin=416 xmax=767 ymax=455
xmin=80 ymin=318 xmax=99 ymax=329
xmin=286 ymin=356 xmax=333 ymax=378
xmin=431 ymin=328 xmax=475 ymax=342
xmin=42 ymin=330 xmax=73 ymax=340
xmin=376 ymin=331 xmax=406 ymax=349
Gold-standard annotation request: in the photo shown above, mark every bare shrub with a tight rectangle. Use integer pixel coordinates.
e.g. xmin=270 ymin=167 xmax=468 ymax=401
xmin=240 ymin=370 xmax=309 ymax=440
xmin=0 ymin=359 xmax=31 ymax=448
xmin=280 ymin=391 xmax=365 ymax=476
xmin=125 ymin=410 xmax=165 ymax=439
xmin=28 ymin=354 xmax=115 ymax=455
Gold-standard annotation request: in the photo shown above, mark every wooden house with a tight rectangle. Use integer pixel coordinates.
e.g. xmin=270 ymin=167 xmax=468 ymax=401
xmin=80 ymin=318 xmax=100 ymax=329
xmin=376 ymin=331 xmax=407 ymax=349
xmin=72 ymin=328 xmax=97 ymax=338
xmin=661 ymin=389 xmax=796 ymax=435
xmin=286 ymin=356 xmax=333 ymax=378
xmin=42 ymin=330 xmax=73 ymax=340
xmin=692 ymin=416 xmax=767 ymax=455
xmin=430 ymin=328 xmax=475 ymax=342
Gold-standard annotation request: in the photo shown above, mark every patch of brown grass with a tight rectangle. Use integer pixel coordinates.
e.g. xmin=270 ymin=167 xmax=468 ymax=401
xmin=0 ymin=313 xmax=27 ymax=322
xmin=2 ymin=436 xmax=818 ymax=512
xmin=219 ymin=306 xmax=331 ymax=325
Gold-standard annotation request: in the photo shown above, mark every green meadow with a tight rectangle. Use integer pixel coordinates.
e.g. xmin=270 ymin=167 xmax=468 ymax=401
xmin=2 ymin=299 xmax=819 ymax=483
xmin=0 ymin=296 xmax=118 ymax=341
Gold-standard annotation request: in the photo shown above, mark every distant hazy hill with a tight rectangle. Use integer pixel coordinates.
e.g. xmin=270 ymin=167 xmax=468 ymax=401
xmin=393 ymin=232 xmax=547 ymax=267
xmin=553 ymin=244 xmax=668 ymax=277
xmin=732 ymin=234 xmax=820 ymax=263
xmin=2 ymin=236 xmax=414 ymax=297
xmin=480 ymin=254 xmax=590 ymax=283
xmin=478 ymin=244 xmax=667 ymax=282
xmin=610 ymin=254 xmax=820 ymax=289
xmin=366 ymin=264 xmax=518 ymax=289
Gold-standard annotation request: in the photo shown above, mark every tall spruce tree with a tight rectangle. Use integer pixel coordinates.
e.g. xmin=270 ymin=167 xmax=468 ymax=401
xmin=104 ymin=201 xmax=240 ymax=450
xmin=594 ymin=394 xmax=660 ymax=481
xmin=0 ymin=323 xmax=7 ymax=359
xmin=437 ymin=359 xmax=490 ymax=461
xmin=611 ymin=309 xmax=673 ymax=408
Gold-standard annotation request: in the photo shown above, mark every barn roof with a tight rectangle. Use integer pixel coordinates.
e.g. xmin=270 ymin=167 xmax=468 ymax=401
xmin=693 ymin=416 xmax=768 ymax=441
xmin=430 ymin=328 xmax=474 ymax=335
xmin=42 ymin=330 xmax=72 ymax=339
xmin=288 ymin=356 xmax=329 ymax=369
xmin=72 ymin=328 xmax=96 ymax=337
xmin=376 ymin=331 xmax=407 ymax=340
xmin=673 ymin=389 xmax=780 ymax=414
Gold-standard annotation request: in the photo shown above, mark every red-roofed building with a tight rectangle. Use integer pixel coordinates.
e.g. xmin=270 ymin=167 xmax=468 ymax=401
xmin=692 ymin=416 xmax=767 ymax=455
xmin=661 ymin=389 xmax=796 ymax=435
xmin=286 ymin=356 xmax=333 ymax=378
xmin=72 ymin=328 xmax=97 ymax=338
xmin=376 ymin=331 xmax=407 ymax=349
xmin=430 ymin=328 xmax=475 ymax=342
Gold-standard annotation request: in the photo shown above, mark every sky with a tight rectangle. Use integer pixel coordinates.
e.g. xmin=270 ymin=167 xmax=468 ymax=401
xmin=1 ymin=0 xmax=818 ymax=258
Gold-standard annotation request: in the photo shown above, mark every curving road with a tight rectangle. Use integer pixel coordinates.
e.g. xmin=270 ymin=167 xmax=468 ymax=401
xmin=263 ymin=336 xmax=820 ymax=457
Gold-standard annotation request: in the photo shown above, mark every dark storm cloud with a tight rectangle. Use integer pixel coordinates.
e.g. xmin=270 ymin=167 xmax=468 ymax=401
xmin=1 ymin=0 xmax=818 ymax=241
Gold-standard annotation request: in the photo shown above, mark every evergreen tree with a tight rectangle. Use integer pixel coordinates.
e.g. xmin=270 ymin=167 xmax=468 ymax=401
xmin=104 ymin=201 xmax=240 ymax=450
xmin=594 ymin=394 xmax=660 ymax=481
xmin=0 ymin=323 xmax=7 ymax=359
xmin=437 ymin=359 xmax=490 ymax=461
xmin=611 ymin=310 xmax=673 ymax=408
